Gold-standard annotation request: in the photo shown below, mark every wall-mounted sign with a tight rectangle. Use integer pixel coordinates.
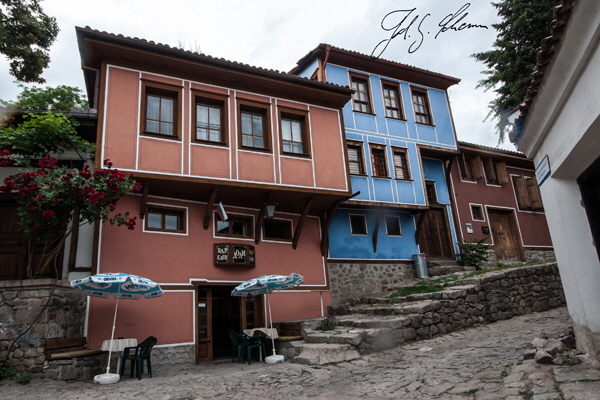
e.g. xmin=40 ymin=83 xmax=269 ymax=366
xmin=535 ymin=155 xmax=551 ymax=186
xmin=482 ymin=226 xmax=490 ymax=234
xmin=214 ymin=244 xmax=255 ymax=267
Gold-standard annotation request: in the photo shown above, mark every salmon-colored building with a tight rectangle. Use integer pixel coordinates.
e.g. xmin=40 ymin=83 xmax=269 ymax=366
xmin=449 ymin=142 xmax=554 ymax=264
xmin=75 ymin=27 xmax=353 ymax=363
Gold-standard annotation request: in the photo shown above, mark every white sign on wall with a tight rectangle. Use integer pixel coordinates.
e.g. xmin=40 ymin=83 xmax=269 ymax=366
xmin=535 ymin=155 xmax=551 ymax=186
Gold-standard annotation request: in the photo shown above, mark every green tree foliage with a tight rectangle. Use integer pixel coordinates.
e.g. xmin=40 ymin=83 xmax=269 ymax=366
xmin=1 ymin=85 xmax=88 ymax=110
xmin=472 ymin=0 xmax=558 ymax=142
xmin=0 ymin=0 xmax=59 ymax=83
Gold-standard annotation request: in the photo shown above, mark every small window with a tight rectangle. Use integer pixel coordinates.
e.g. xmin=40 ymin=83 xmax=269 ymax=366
xmin=264 ymin=219 xmax=292 ymax=241
xmin=471 ymin=204 xmax=485 ymax=221
xmin=484 ymin=158 xmax=499 ymax=185
xmin=141 ymin=81 xmax=181 ymax=139
xmin=392 ymin=148 xmax=411 ymax=180
xmin=370 ymin=145 xmax=388 ymax=177
xmin=382 ymin=83 xmax=403 ymax=119
xmin=411 ymin=88 xmax=432 ymax=125
xmin=215 ymin=214 xmax=253 ymax=238
xmin=146 ymin=207 xmax=185 ymax=233
xmin=349 ymin=214 xmax=367 ymax=235
xmin=385 ymin=216 xmax=402 ymax=236
xmin=347 ymin=142 xmax=365 ymax=175
xmin=459 ymin=154 xmax=483 ymax=181
xmin=426 ymin=181 xmax=438 ymax=204
xmin=512 ymin=176 xmax=544 ymax=211
xmin=279 ymin=109 xmax=309 ymax=156
xmin=238 ymin=101 xmax=270 ymax=151
xmin=194 ymin=93 xmax=227 ymax=144
xmin=350 ymin=73 xmax=372 ymax=113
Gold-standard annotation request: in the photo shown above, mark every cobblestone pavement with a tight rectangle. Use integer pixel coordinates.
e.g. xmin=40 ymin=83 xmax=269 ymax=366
xmin=2 ymin=307 xmax=600 ymax=400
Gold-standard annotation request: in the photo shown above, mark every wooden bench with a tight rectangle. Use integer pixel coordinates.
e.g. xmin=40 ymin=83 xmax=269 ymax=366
xmin=275 ymin=323 xmax=303 ymax=342
xmin=46 ymin=337 xmax=104 ymax=360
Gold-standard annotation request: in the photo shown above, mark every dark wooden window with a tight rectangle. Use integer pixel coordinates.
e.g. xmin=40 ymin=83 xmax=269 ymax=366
xmin=238 ymin=101 xmax=270 ymax=151
xmin=215 ymin=214 xmax=253 ymax=238
xmin=471 ymin=204 xmax=485 ymax=221
xmin=411 ymin=88 xmax=432 ymax=125
xmin=264 ymin=219 xmax=292 ymax=241
xmin=370 ymin=145 xmax=388 ymax=177
xmin=347 ymin=143 xmax=365 ymax=175
xmin=194 ymin=93 xmax=227 ymax=144
xmin=382 ymin=83 xmax=403 ymax=119
xmin=279 ymin=109 xmax=309 ymax=156
xmin=458 ymin=154 xmax=484 ymax=181
xmin=350 ymin=73 xmax=372 ymax=113
xmin=426 ymin=181 xmax=438 ymax=204
xmin=146 ymin=206 xmax=185 ymax=233
xmin=484 ymin=158 xmax=499 ymax=185
xmin=385 ymin=216 xmax=402 ymax=236
xmin=350 ymin=214 xmax=367 ymax=235
xmin=141 ymin=81 xmax=181 ymax=139
xmin=392 ymin=148 xmax=410 ymax=180
xmin=512 ymin=176 xmax=544 ymax=211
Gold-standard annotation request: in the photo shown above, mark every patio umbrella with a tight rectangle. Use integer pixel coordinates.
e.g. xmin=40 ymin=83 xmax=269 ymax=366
xmin=71 ymin=272 xmax=164 ymax=384
xmin=232 ymin=273 xmax=303 ymax=363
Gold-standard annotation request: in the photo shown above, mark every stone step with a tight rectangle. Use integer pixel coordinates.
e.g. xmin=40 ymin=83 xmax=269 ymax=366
xmin=290 ymin=342 xmax=361 ymax=365
xmin=428 ymin=265 xmax=476 ymax=277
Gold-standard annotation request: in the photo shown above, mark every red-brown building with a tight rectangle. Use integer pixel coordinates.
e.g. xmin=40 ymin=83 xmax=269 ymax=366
xmin=449 ymin=142 xmax=554 ymax=264
xmin=75 ymin=27 xmax=353 ymax=364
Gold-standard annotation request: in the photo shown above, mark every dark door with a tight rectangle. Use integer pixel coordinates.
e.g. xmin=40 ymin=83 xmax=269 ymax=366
xmin=488 ymin=210 xmax=524 ymax=261
xmin=417 ymin=207 xmax=454 ymax=259
xmin=578 ymin=157 xmax=600 ymax=262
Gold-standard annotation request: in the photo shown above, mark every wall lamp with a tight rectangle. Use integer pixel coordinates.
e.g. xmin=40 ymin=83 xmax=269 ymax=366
xmin=262 ymin=203 xmax=278 ymax=219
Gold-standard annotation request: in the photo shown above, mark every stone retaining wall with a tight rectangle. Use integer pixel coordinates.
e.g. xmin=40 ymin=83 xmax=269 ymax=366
xmin=0 ymin=279 xmax=105 ymax=380
xmin=152 ymin=344 xmax=195 ymax=369
xmin=327 ymin=262 xmax=415 ymax=305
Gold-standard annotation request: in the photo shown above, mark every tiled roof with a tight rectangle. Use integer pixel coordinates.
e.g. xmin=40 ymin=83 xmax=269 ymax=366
xmin=458 ymin=140 xmax=527 ymax=158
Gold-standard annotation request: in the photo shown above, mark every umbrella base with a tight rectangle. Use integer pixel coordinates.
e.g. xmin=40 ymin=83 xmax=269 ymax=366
xmin=265 ymin=354 xmax=284 ymax=364
xmin=94 ymin=372 xmax=120 ymax=384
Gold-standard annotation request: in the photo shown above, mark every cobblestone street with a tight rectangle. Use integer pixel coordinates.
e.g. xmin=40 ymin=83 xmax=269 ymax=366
xmin=2 ymin=307 xmax=600 ymax=400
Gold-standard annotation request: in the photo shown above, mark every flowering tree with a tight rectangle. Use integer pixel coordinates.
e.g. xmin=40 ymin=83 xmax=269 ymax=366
xmin=0 ymin=112 xmax=140 ymax=278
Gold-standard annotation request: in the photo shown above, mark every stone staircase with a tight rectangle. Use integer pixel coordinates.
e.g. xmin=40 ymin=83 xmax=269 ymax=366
xmin=426 ymin=258 xmax=476 ymax=277
xmin=276 ymin=262 xmax=565 ymax=366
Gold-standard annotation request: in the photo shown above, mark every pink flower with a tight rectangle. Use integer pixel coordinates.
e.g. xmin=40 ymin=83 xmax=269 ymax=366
xmin=41 ymin=210 xmax=55 ymax=218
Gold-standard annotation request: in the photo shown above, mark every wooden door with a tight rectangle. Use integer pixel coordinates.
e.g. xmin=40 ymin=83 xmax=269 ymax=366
xmin=488 ymin=210 xmax=524 ymax=261
xmin=417 ymin=207 xmax=454 ymax=259
xmin=196 ymin=288 xmax=213 ymax=363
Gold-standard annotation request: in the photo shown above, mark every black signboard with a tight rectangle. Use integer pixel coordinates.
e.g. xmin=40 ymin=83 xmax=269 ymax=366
xmin=214 ymin=244 xmax=255 ymax=267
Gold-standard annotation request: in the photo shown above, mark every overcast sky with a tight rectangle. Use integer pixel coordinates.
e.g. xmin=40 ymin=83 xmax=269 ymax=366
xmin=0 ymin=0 xmax=516 ymax=150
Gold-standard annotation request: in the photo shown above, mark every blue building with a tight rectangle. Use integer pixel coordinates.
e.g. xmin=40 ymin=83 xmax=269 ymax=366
xmin=291 ymin=45 xmax=462 ymax=301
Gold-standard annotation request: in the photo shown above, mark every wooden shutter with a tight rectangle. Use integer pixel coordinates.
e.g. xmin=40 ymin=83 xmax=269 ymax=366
xmin=347 ymin=145 xmax=363 ymax=175
xmin=370 ymin=146 xmax=388 ymax=177
xmin=458 ymin=154 xmax=470 ymax=180
xmin=470 ymin=156 xmax=484 ymax=180
xmin=484 ymin=158 xmax=498 ymax=184
xmin=496 ymin=161 xmax=509 ymax=185
xmin=526 ymin=178 xmax=544 ymax=211
xmin=512 ymin=176 xmax=531 ymax=210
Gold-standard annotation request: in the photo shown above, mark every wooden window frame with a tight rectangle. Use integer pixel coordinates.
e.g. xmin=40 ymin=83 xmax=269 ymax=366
xmin=382 ymin=81 xmax=404 ymax=120
xmin=384 ymin=215 xmax=402 ymax=236
xmin=347 ymin=141 xmax=366 ymax=176
xmin=484 ymin=158 xmax=500 ymax=185
xmin=215 ymin=214 xmax=254 ymax=239
xmin=425 ymin=180 xmax=438 ymax=204
xmin=192 ymin=91 xmax=228 ymax=146
xmin=141 ymin=80 xmax=181 ymax=140
xmin=392 ymin=147 xmax=411 ymax=180
xmin=458 ymin=154 xmax=484 ymax=181
xmin=145 ymin=206 xmax=186 ymax=233
xmin=349 ymin=214 xmax=368 ymax=235
xmin=349 ymin=72 xmax=373 ymax=114
xmin=237 ymin=99 xmax=271 ymax=152
xmin=512 ymin=175 xmax=544 ymax=212
xmin=263 ymin=219 xmax=293 ymax=242
xmin=410 ymin=87 xmax=433 ymax=125
xmin=370 ymin=144 xmax=389 ymax=178
xmin=278 ymin=107 xmax=310 ymax=157
xmin=470 ymin=204 xmax=485 ymax=221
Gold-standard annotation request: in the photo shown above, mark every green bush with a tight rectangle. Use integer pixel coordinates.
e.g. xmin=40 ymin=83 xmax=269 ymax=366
xmin=18 ymin=372 xmax=33 ymax=385
xmin=0 ymin=360 xmax=16 ymax=381
xmin=458 ymin=237 xmax=490 ymax=267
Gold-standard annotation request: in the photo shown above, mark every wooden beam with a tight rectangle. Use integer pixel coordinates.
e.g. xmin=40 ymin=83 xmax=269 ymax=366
xmin=321 ymin=191 xmax=360 ymax=256
xmin=292 ymin=196 xmax=314 ymax=250
xmin=67 ymin=208 xmax=80 ymax=272
xmin=140 ymin=182 xmax=150 ymax=219
xmin=203 ymin=187 xmax=219 ymax=230
xmin=372 ymin=208 xmax=383 ymax=253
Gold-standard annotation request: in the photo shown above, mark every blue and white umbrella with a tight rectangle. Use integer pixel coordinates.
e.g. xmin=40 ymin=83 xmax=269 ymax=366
xmin=71 ymin=273 xmax=163 ymax=383
xmin=232 ymin=273 xmax=303 ymax=362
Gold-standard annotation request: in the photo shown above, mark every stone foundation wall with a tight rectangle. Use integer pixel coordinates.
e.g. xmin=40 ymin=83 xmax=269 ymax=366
xmin=151 ymin=344 xmax=195 ymax=369
xmin=0 ymin=279 xmax=105 ymax=380
xmin=478 ymin=249 xmax=556 ymax=270
xmin=327 ymin=262 xmax=415 ymax=305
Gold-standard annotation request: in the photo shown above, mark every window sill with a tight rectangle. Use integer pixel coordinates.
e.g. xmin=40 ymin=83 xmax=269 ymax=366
xmin=239 ymin=146 xmax=272 ymax=153
xmin=142 ymin=131 xmax=181 ymax=140
xmin=281 ymin=152 xmax=311 ymax=158
xmin=193 ymin=140 xmax=228 ymax=147
xmin=415 ymin=122 xmax=435 ymax=127
xmin=372 ymin=176 xmax=391 ymax=179
xmin=352 ymin=110 xmax=376 ymax=116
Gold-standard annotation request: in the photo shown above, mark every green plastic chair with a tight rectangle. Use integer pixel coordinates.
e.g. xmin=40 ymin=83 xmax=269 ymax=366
xmin=239 ymin=332 xmax=266 ymax=365
xmin=227 ymin=330 xmax=243 ymax=363
xmin=119 ymin=336 xmax=157 ymax=380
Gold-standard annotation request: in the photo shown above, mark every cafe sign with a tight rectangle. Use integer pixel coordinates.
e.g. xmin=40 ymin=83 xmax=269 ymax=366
xmin=214 ymin=243 xmax=255 ymax=267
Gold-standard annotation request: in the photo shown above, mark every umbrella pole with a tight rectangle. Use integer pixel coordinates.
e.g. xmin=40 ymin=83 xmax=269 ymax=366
xmin=267 ymin=292 xmax=275 ymax=356
xmin=105 ymin=287 xmax=121 ymax=374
